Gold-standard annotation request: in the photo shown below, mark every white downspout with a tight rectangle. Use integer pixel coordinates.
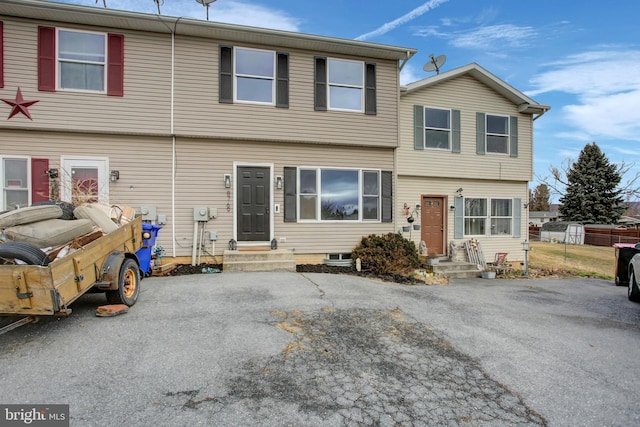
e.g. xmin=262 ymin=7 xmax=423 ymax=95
xmin=171 ymin=23 xmax=177 ymax=258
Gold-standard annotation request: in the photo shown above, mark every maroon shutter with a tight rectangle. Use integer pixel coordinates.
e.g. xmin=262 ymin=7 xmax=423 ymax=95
xmin=0 ymin=22 xmax=4 ymax=88
xmin=107 ymin=33 xmax=124 ymax=96
xmin=31 ymin=158 xmax=50 ymax=204
xmin=38 ymin=26 xmax=56 ymax=92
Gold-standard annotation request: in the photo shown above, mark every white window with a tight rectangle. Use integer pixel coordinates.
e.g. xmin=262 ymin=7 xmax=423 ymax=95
xmin=234 ymin=47 xmax=275 ymax=104
xmin=1 ymin=157 xmax=30 ymax=210
xmin=464 ymin=197 xmax=514 ymax=236
xmin=298 ymin=168 xmax=380 ymax=221
xmin=424 ymin=107 xmax=451 ymax=150
xmin=58 ymin=29 xmax=107 ymax=92
xmin=328 ymin=59 xmax=364 ymax=112
xmin=486 ymin=115 xmax=510 ymax=154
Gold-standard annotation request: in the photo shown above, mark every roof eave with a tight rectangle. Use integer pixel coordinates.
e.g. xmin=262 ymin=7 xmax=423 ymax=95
xmin=0 ymin=0 xmax=417 ymax=61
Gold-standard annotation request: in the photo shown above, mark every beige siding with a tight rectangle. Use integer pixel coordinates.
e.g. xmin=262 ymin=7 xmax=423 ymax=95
xmin=173 ymin=36 xmax=399 ymax=147
xmin=0 ymin=19 xmax=173 ymax=135
xmin=399 ymin=75 xmax=534 ymax=182
xmin=397 ymin=176 xmax=529 ymax=262
xmin=173 ymin=140 xmax=396 ymax=257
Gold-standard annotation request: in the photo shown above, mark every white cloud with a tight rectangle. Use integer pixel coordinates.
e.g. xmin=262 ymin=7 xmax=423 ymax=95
xmin=528 ymin=49 xmax=640 ymax=142
xmin=356 ymin=0 xmax=449 ymax=41
xmin=450 ymin=24 xmax=536 ymax=49
xmin=400 ymin=63 xmax=425 ymax=86
xmin=54 ymin=0 xmax=301 ymax=31
xmin=413 ymin=23 xmax=537 ymax=51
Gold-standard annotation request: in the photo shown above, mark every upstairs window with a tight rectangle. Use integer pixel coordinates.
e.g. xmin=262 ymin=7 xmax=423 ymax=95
xmin=58 ymin=30 xmax=106 ymax=92
xmin=38 ymin=27 xmax=124 ymax=96
xmin=476 ymin=113 xmax=518 ymax=157
xmin=328 ymin=59 xmax=363 ymax=111
xmin=315 ymin=57 xmax=376 ymax=114
xmin=424 ymin=107 xmax=451 ymax=150
xmin=235 ymin=48 xmax=275 ymax=104
xmin=413 ymin=105 xmax=460 ymax=152
xmin=219 ymin=46 xmax=289 ymax=107
xmin=486 ymin=114 xmax=509 ymax=154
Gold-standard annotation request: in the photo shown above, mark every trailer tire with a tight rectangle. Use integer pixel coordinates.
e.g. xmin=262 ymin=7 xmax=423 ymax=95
xmin=106 ymin=258 xmax=140 ymax=306
xmin=0 ymin=242 xmax=51 ymax=266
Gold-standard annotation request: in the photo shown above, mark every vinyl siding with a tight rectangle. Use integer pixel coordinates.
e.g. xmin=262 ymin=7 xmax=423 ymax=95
xmin=173 ymin=140 xmax=396 ymax=256
xmin=397 ymin=175 xmax=528 ymax=262
xmin=0 ymin=129 xmax=174 ymax=245
xmin=0 ymin=19 xmax=172 ymax=134
xmin=399 ymin=75 xmax=534 ymax=182
xmin=173 ymin=36 xmax=399 ymax=147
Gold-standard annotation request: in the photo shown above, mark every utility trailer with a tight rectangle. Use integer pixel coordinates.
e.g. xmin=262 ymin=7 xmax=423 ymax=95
xmin=0 ymin=216 xmax=145 ymax=332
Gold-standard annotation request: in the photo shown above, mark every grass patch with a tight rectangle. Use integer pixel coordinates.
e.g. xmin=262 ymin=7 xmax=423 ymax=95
xmin=528 ymin=241 xmax=615 ymax=280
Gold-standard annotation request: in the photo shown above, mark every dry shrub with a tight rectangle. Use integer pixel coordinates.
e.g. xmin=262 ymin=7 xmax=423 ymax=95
xmin=351 ymin=233 xmax=421 ymax=276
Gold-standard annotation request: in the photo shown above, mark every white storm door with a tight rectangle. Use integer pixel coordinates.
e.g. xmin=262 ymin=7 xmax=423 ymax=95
xmin=60 ymin=157 xmax=109 ymax=205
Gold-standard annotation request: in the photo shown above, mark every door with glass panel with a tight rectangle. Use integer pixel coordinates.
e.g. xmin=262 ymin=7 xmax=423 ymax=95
xmin=60 ymin=157 xmax=108 ymax=205
xmin=420 ymin=196 xmax=445 ymax=256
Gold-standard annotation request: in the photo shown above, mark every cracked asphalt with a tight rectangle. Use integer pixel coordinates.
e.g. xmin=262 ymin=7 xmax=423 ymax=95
xmin=1 ymin=272 xmax=638 ymax=426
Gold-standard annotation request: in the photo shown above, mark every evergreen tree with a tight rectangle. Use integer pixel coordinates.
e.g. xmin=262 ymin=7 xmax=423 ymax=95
xmin=559 ymin=142 xmax=625 ymax=223
xmin=530 ymin=184 xmax=551 ymax=211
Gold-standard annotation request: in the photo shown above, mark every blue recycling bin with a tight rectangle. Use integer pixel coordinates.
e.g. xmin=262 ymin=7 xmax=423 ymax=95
xmin=136 ymin=223 xmax=162 ymax=276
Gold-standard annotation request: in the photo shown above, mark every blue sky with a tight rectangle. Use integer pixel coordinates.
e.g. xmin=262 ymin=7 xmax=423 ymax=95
xmin=54 ymin=0 xmax=640 ymax=198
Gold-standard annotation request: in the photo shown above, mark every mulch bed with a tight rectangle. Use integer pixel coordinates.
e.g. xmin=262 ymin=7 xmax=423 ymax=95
xmin=167 ymin=262 xmax=424 ymax=285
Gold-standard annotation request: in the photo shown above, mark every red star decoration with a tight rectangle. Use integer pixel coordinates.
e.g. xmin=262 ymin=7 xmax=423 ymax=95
xmin=1 ymin=87 xmax=39 ymax=120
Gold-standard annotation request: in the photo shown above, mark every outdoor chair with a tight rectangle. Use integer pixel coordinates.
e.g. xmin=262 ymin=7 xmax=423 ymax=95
xmin=487 ymin=252 xmax=512 ymax=275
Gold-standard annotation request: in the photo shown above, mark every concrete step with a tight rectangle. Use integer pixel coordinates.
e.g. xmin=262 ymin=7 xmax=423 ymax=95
xmin=427 ymin=261 xmax=481 ymax=279
xmin=223 ymin=249 xmax=296 ymax=272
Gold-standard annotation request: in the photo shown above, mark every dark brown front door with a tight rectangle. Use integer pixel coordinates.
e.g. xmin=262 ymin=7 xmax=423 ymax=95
xmin=237 ymin=166 xmax=270 ymax=242
xmin=420 ymin=196 xmax=445 ymax=256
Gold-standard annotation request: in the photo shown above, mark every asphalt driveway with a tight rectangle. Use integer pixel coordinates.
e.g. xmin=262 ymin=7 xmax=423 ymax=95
xmin=1 ymin=272 xmax=638 ymax=426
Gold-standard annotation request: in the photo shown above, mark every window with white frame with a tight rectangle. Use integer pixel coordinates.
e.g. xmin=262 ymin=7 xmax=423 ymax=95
xmin=58 ymin=29 xmax=106 ymax=92
xmin=464 ymin=197 xmax=514 ymax=236
xmin=298 ymin=168 xmax=380 ymax=221
xmin=491 ymin=198 xmax=513 ymax=235
xmin=423 ymin=107 xmax=451 ymax=149
xmin=328 ymin=59 xmax=364 ymax=112
xmin=2 ymin=157 xmax=29 ymax=210
xmin=234 ymin=47 xmax=275 ymax=104
xmin=486 ymin=114 xmax=510 ymax=154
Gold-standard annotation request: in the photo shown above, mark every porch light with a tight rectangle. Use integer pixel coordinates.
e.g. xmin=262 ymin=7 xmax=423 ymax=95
xmin=110 ymin=170 xmax=120 ymax=182
xmin=275 ymin=176 xmax=283 ymax=190
xmin=223 ymin=174 xmax=231 ymax=188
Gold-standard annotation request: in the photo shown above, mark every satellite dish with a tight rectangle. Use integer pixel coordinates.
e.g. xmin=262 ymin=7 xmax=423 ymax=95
xmin=195 ymin=0 xmax=217 ymax=20
xmin=423 ymin=54 xmax=446 ymax=74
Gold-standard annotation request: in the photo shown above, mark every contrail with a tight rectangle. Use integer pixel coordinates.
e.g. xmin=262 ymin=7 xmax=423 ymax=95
xmin=356 ymin=0 xmax=450 ymax=41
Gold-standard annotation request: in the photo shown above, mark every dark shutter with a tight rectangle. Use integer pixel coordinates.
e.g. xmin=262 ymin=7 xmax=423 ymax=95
xmin=31 ymin=158 xmax=49 ymax=203
xmin=283 ymin=167 xmax=297 ymax=222
xmin=414 ymin=105 xmax=424 ymax=150
xmin=276 ymin=52 xmax=289 ymax=108
xmin=219 ymin=45 xmax=233 ymax=103
xmin=476 ymin=112 xmax=486 ymax=155
xmin=381 ymin=171 xmax=392 ymax=223
xmin=107 ymin=33 xmax=124 ymax=96
xmin=0 ymin=22 xmax=4 ymax=88
xmin=364 ymin=62 xmax=376 ymax=115
xmin=38 ymin=26 xmax=56 ymax=92
xmin=513 ymin=198 xmax=521 ymax=238
xmin=452 ymin=109 xmax=461 ymax=153
xmin=314 ymin=56 xmax=327 ymax=111
xmin=509 ymin=116 xmax=518 ymax=158
xmin=453 ymin=196 xmax=464 ymax=239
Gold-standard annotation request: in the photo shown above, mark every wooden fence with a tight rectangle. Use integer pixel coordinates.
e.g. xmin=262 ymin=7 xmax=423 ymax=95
xmin=529 ymin=226 xmax=640 ymax=247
